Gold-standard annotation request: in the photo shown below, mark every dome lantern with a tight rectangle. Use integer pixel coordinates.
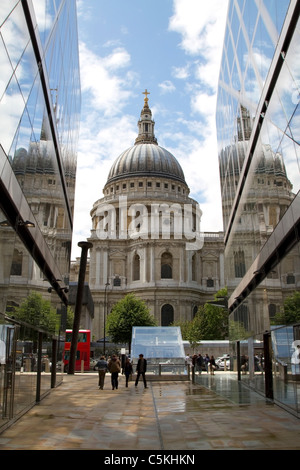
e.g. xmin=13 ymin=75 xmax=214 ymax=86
xmin=105 ymin=91 xmax=187 ymax=186
xmin=135 ymin=89 xmax=158 ymax=145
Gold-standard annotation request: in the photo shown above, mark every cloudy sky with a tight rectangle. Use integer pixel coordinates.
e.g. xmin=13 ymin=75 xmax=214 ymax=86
xmin=72 ymin=0 xmax=229 ymax=259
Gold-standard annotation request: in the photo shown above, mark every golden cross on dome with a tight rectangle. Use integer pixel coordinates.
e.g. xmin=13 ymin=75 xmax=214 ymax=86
xmin=143 ymin=89 xmax=150 ymax=104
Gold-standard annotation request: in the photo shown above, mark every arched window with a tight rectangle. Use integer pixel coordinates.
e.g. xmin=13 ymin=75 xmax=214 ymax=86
xmin=133 ymin=254 xmax=140 ymax=281
xmin=161 ymin=252 xmax=172 ymax=279
xmin=161 ymin=304 xmax=174 ymax=326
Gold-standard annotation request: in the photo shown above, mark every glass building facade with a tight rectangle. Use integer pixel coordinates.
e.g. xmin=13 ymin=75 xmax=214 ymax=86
xmin=0 ymin=1 xmax=80 ymax=430
xmin=216 ymin=0 xmax=300 ymax=416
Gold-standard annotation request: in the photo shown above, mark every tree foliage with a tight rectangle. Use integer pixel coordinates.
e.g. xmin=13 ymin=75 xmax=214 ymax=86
xmin=272 ymin=291 xmax=300 ymax=325
xmin=106 ymin=293 xmax=157 ymax=350
xmin=12 ymin=291 xmax=60 ymax=338
xmin=173 ymin=288 xmax=229 ymax=344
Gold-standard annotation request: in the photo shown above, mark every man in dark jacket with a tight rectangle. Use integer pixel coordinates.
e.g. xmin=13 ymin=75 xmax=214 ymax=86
xmin=135 ymin=354 xmax=148 ymax=388
xmin=96 ymin=356 xmax=108 ymax=390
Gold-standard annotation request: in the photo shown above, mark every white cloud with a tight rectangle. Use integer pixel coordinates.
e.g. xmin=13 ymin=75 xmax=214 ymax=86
xmin=172 ymin=64 xmax=190 ymax=80
xmin=169 ymin=0 xmax=228 ymax=93
xmin=79 ymin=42 xmax=135 ymax=116
xmin=169 ymin=0 xmax=228 ymax=57
xmin=159 ymin=80 xmax=176 ymax=94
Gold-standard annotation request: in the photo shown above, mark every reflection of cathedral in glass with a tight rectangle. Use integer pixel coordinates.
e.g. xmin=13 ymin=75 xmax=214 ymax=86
xmin=217 ymin=0 xmax=300 ymax=414
xmin=0 ymin=1 xmax=80 ymax=313
xmin=0 ymin=1 xmax=80 ymax=429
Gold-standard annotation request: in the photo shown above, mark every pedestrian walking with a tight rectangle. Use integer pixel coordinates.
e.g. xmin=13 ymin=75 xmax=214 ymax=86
xmin=196 ymin=354 xmax=204 ymax=374
xmin=204 ymin=354 xmax=210 ymax=373
xmin=124 ymin=357 xmax=133 ymax=387
xmin=209 ymin=355 xmax=216 ymax=375
xmin=95 ymin=356 xmax=108 ymax=390
xmin=135 ymin=353 xmax=148 ymax=388
xmin=108 ymin=354 xmax=121 ymax=390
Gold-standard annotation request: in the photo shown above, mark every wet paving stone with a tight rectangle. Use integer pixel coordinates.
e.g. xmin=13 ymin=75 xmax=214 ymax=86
xmin=0 ymin=373 xmax=299 ymax=450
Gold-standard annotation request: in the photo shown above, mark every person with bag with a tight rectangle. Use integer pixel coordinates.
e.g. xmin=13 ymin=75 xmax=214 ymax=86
xmin=108 ymin=354 xmax=121 ymax=390
xmin=95 ymin=356 xmax=108 ymax=390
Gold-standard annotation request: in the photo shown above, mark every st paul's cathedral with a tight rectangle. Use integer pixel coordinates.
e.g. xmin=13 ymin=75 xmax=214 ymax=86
xmin=70 ymin=92 xmax=224 ymax=340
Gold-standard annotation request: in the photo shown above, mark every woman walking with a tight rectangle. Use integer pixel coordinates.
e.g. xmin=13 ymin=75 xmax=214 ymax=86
xmin=108 ymin=354 xmax=121 ymax=390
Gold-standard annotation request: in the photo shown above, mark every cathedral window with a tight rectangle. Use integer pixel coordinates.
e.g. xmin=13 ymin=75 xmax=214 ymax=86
xmin=161 ymin=304 xmax=174 ymax=326
xmin=10 ymin=249 xmax=23 ymax=276
xmin=192 ymin=254 xmax=196 ymax=281
xmin=287 ymin=274 xmax=295 ymax=284
xmin=133 ymin=254 xmax=140 ymax=281
xmin=161 ymin=252 xmax=173 ymax=279
xmin=234 ymin=250 xmax=246 ymax=278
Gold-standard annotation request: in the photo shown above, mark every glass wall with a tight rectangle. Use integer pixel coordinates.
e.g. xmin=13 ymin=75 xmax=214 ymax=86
xmin=0 ymin=1 xmax=80 ymax=429
xmin=217 ymin=0 xmax=300 ymax=416
xmin=0 ymin=312 xmax=63 ymax=431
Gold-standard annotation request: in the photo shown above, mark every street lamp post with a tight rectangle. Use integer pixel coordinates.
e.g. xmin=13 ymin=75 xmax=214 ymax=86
xmin=103 ymin=282 xmax=110 ymax=356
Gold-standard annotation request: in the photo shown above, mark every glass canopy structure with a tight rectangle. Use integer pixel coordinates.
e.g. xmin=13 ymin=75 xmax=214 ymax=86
xmin=131 ymin=327 xmax=185 ymax=363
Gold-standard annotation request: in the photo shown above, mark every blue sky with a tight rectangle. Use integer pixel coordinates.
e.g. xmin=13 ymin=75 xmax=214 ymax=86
xmin=72 ymin=0 xmax=229 ymax=258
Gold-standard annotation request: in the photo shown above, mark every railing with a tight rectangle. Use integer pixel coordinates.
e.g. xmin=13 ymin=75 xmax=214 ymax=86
xmin=145 ymin=363 xmax=190 ymax=379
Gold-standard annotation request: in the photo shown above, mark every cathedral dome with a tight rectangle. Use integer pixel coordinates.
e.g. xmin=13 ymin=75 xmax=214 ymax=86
xmin=107 ymin=143 xmax=186 ymax=184
xmin=106 ymin=90 xmax=186 ymax=186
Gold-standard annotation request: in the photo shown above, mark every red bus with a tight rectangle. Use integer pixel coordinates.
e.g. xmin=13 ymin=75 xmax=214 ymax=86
xmin=63 ymin=329 xmax=91 ymax=372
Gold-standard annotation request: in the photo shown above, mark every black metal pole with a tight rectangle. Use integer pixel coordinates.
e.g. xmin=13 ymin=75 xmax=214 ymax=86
xmin=103 ymin=282 xmax=110 ymax=356
xmin=51 ymin=338 xmax=57 ymax=388
xmin=263 ymin=331 xmax=273 ymax=399
xmin=237 ymin=341 xmax=241 ymax=381
xmin=68 ymin=241 xmax=92 ymax=374
xmin=36 ymin=332 xmax=43 ymax=402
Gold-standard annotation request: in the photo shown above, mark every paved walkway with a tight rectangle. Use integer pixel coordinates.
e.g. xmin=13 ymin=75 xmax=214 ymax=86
xmin=0 ymin=372 xmax=299 ymax=451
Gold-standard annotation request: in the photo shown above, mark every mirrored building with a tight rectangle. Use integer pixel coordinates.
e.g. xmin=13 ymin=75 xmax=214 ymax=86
xmin=216 ymin=0 xmax=300 ymax=416
xmin=0 ymin=1 xmax=80 ymax=429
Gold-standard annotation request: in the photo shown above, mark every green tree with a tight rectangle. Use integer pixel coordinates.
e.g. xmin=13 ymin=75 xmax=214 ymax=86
xmin=66 ymin=306 xmax=75 ymax=329
xmin=272 ymin=291 xmax=300 ymax=325
xmin=12 ymin=291 xmax=60 ymax=344
xmin=106 ymin=293 xmax=157 ymax=351
xmin=195 ymin=302 xmax=228 ymax=340
xmin=173 ymin=288 xmax=229 ymax=343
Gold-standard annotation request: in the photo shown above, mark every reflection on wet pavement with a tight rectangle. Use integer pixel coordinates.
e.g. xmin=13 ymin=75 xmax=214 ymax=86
xmin=195 ymin=373 xmax=268 ymax=405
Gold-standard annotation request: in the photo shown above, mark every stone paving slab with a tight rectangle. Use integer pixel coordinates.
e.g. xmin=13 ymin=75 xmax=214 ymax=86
xmin=0 ymin=373 xmax=299 ymax=451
